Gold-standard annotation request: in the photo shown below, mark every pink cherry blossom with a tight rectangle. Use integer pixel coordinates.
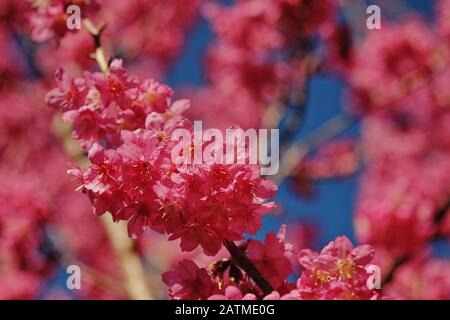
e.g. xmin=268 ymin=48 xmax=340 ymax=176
xmin=1 ymin=0 xmax=448 ymax=301
xmin=162 ymin=259 xmax=219 ymax=300
xmin=208 ymin=286 xmax=257 ymax=300
xmin=247 ymin=229 xmax=293 ymax=290
xmin=295 ymin=236 xmax=380 ymax=300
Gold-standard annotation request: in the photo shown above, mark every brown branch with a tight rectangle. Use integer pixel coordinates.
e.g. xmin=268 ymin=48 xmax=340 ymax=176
xmin=83 ymin=19 xmax=109 ymax=74
xmin=57 ymin=20 xmax=154 ymax=300
xmin=223 ymin=239 xmax=274 ymax=296
xmin=100 ymin=217 xmax=154 ymax=300
xmin=434 ymin=199 xmax=450 ymax=225
xmin=381 ymin=255 xmax=409 ymax=287
xmin=55 ymin=123 xmax=155 ymax=299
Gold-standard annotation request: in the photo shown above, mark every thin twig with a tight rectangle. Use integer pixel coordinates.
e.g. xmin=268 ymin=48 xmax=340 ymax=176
xmin=83 ymin=19 xmax=109 ymax=74
xmin=223 ymin=239 xmax=274 ymax=296
xmin=78 ymin=20 xmax=154 ymax=300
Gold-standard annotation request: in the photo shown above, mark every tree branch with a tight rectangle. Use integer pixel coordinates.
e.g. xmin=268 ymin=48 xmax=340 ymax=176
xmin=83 ymin=19 xmax=109 ymax=74
xmin=100 ymin=217 xmax=154 ymax=299
xmin=223 ymin=239 xmax=274 ymax=296
xmin=60 ymin=20 xmax=154 ymax=300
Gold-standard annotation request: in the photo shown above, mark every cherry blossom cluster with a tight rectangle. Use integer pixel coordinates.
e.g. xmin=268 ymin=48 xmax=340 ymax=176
xmin=271 ymin=0 xmax=450 ymax=299
xmin=163 ymin=234 xmax=382 ymax=300
xmin=350 ymin=22 xmax=450 ymax=246
xmin=380 ymin=252 xmax=450 ymax=300
xmin=46 ymin=59 xmax=176 ymax=149
xmin=1 ymin=0 xmax=448 ymax=300
xmin=46 ymin=53 xmax=385 ymax=300
xmin=25 ymin=0 xmax=201 ymax=79
xmin=345 ymin=2 xmax=450 ymax=298
xmin=46 ymin=59 xmax=277 ymax=256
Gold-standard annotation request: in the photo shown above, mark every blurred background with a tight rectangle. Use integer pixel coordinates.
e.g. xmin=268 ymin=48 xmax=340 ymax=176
xmin=0 ymin=0 xmax=449 ymax=299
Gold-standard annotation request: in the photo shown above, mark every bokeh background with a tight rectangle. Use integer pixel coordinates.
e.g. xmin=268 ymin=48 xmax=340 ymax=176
xmin=0 ymin=0 xmax=449 ymax=299
xmin=167 ymin=0 xmax=442 ymax=249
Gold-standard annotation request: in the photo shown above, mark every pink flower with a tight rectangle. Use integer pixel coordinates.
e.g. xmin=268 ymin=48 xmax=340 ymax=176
xmin=48 ymin=59 xmax=278 ymax=256
xmin=247 ymin=227 xmax=293 ymax=290
xmin=83 ymin=144 xmax=122 ymax=194
xmin=355 ymin=154 xmax=450 ymax=257
xmin=63 ymin=106 xmax=111 ymax=149
xmin=208 ymin=286 xmax=257 ymax=300
xmin=348 ymin=20 xmax=437 ymax=113
xmin=383 ymin=253 xmax=450 ymax=300
xmin=162 ymin=259 xmax=219 ymax=300
xmin=320 ymin=236 xmax=374 ymax=266
xmin=233 ymin=165 xmax=277 ymax=204
xmin=118 ymin=130 xmax=162 ymax=188
xmin=94 ymin=59 xmax=139 ymax=109
xmin=296 ymin=236 xmax=380 ymax=300
xmin=29 ymin=2 xmax=67 ymax=42
xmin=139 ymin=79 xmax=174 ymax=113
xmin=45 ymin=68 xmax=88 ymax=111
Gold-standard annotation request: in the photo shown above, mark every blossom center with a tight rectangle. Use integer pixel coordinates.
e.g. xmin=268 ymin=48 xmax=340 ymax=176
xmin=336 ymin=259 xmax=355 ymax=280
